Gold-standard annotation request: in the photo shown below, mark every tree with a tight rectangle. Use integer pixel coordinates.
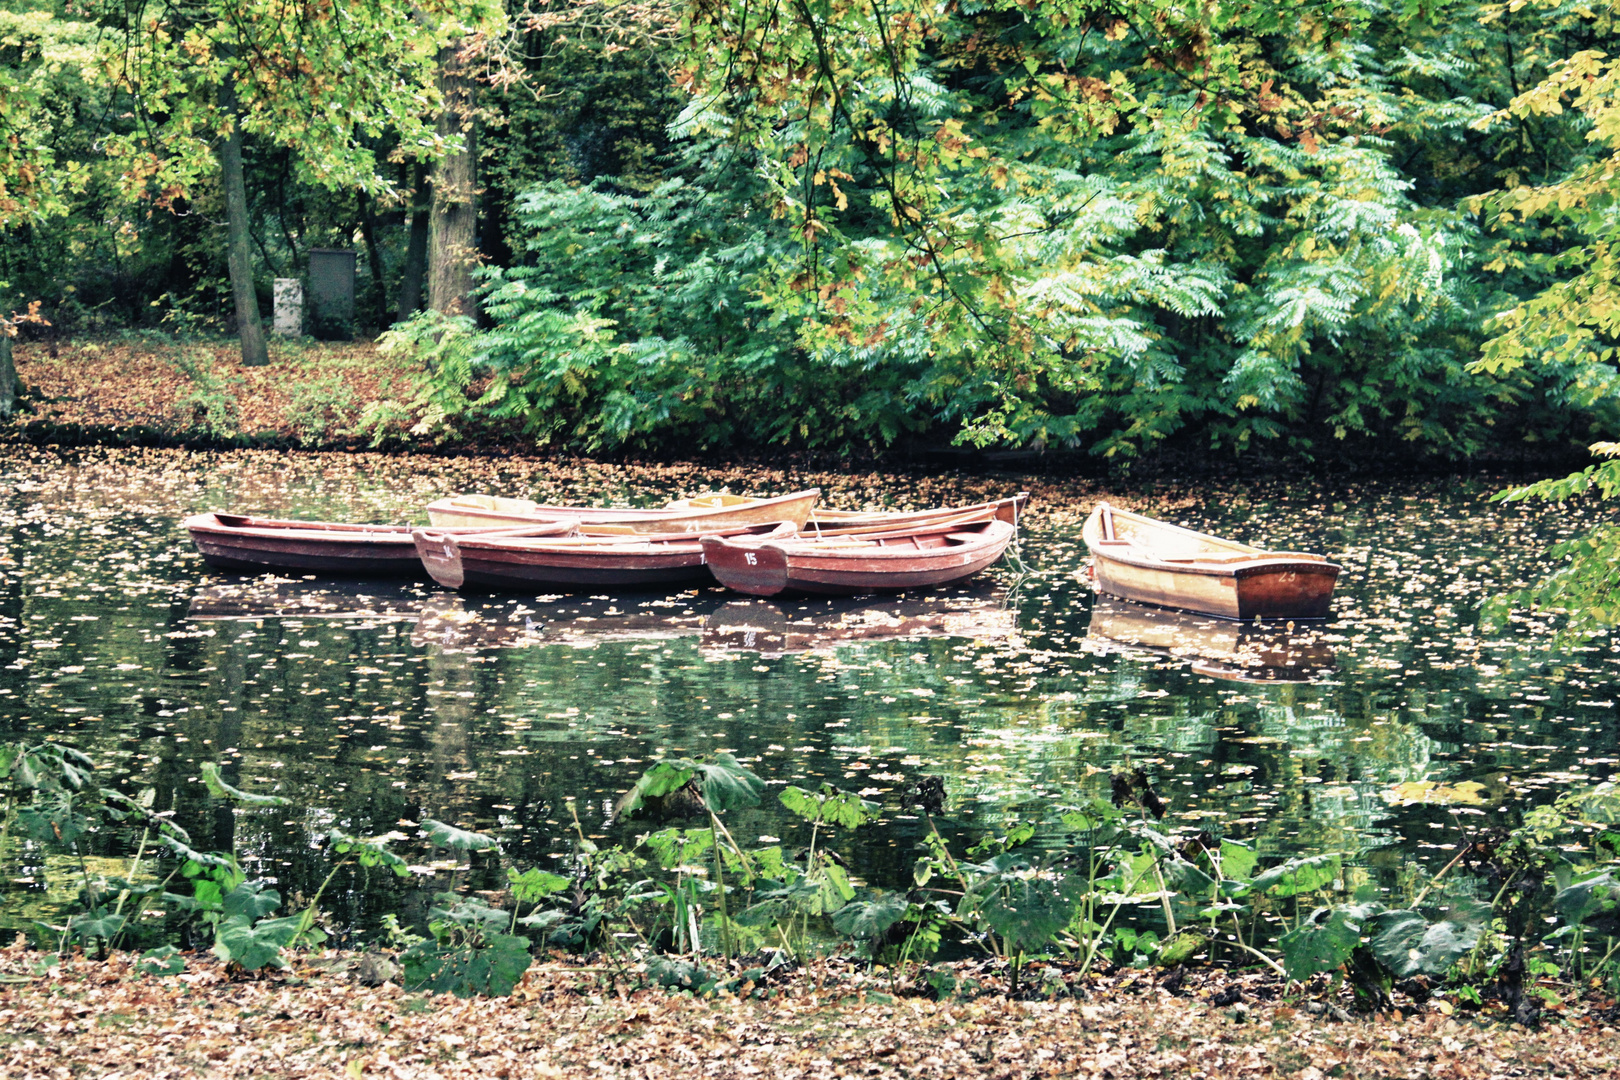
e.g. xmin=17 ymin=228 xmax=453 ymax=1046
xmin=1468 ymin=9 xmax=1620 ymax=629
xmin=427 ymin=40 xmax=481 ymax=318
xmin=98 ymin=0 xmax=504 ymax=364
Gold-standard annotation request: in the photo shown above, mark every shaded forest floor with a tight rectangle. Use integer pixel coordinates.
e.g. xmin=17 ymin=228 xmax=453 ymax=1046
xmin=2 ymin=950 xmax=1618 ymax=1079
xmin=7 ymin=337 xmax=403 ymax=449
xmin=3 ymin=336 xmax=1594 ymax=479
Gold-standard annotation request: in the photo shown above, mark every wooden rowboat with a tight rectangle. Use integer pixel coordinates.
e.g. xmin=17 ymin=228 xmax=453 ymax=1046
xmin=699 ymin=519 xmax=1017 ymax=597
xmin=424 ymin=489 xmax=820 ymax=535
xmin=184 ymin=513 xmax=577 ymax=578
xmin=1081 ymin=503 xmax=1340 ymax=620
xmin=414 ymin=521 xmax=799 ymax=592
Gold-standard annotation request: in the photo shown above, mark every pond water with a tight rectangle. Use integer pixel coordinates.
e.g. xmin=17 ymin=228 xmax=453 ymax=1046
xmin=0 ymin=446 xmax=1615 ymax=936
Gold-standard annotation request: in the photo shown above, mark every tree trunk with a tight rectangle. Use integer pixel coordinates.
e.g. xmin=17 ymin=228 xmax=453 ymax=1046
xmin=0 ymin=329 xmax=17 ymax=420
xmin=396 ymin=163 xmax=430 ymax=322
xmin=357 ymin=189 xmax=388 ymax=333
xmin=218 ymin=104 xmax=270 ymax=367
xmin=426 ymin=46 xmax=479 ymax=319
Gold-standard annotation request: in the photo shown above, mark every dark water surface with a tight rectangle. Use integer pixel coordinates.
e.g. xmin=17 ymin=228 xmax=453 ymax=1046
xmin=1 ymin=446 xmax=1615 ymax=933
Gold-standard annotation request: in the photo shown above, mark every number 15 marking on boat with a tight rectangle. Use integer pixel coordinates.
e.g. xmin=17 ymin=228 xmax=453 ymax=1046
xmin=745 ymin=552 xmax=758 ymax=566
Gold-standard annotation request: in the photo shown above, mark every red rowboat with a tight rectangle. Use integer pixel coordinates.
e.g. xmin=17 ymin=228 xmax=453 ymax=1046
xmin=699 ymin=519 xmax=1017 ymax=597
xmin=184 ymin=513 xmax=576 ymax=578
xmin=414 ymin=521 xmax=799 ymax=592
xmin=1082 ymin=502 xmax=1340 ymax=620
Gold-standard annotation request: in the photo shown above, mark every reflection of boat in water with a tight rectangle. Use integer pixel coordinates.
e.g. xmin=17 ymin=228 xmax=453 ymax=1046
xmin=1084 ymin=597 xmax=1336 ymax=683
xmin=701 ymin=590 xmax=1020 ymax=655
xmin=412 ymin=594 xmax=727 ymax=651
xmin=186 ymin=579 xmax=428 ymax=621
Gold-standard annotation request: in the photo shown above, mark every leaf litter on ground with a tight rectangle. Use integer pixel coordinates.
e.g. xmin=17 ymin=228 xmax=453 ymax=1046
xmin=1 ymin=948 xmax=1617 ymax=1079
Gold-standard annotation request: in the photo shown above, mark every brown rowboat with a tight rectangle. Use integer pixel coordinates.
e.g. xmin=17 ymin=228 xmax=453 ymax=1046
xmin=1082 ymin=503 xmax=1340 ymax=620
xmin=424 ymin=489 xmax=820 ymax=535
xmin=699 ymin=518 xmax=1018 ymax=597
xmin=414 ymin=521 xmax=799 ymax=592
xmin=184 ymin=513 xmax=576 ymax=578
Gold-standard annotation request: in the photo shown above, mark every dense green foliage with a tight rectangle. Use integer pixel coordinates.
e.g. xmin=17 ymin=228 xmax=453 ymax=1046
xmin=5 ymin=0 xmax=1620 ymax=460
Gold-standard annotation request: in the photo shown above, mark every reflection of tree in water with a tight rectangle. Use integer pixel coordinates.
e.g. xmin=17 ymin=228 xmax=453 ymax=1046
xmin=1227 ymin=702 xmax=1437 ymax=858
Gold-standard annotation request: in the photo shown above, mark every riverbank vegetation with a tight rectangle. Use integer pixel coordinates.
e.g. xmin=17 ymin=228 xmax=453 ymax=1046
xmin=6 ymin=734 xmax=1619 ymax=1027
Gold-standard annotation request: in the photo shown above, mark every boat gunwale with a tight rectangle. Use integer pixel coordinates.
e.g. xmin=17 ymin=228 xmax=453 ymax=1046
xmin=426 ymin=488 xmax=821 ymax=528
xmin=185 ymin=513 xmax=577 ymax=545
xmin=737 ymin=520 xmax=1016 ymax=564
xmin=418 ymin=520 xmax=797 ymax=557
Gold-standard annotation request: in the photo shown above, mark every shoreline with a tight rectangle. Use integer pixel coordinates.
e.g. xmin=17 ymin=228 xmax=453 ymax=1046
xmin=3 ymin=339 xmax=1596 ymax=483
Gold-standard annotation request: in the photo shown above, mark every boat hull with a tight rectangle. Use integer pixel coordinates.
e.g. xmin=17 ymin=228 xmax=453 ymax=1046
xmin=701 ymin=520 xmax=1017 ymax=597
xmin=415 ymin=522 xmax=798 ymax=593
xmin=1082 ymin=504 xmax=1339 ymax=620
xmin=185 ymin=514 xmax=575 ymax=578
xmin=426 ymin=490 xmax=820 ymax=534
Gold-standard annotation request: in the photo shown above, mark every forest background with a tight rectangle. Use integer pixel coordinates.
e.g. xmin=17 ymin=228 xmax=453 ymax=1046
xmin=3 ymin=0 xmax=1620 ymax=470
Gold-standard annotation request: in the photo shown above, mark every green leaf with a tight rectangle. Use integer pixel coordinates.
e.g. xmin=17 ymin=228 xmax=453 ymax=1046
xmin=420 ymin=819 xmax=500 ymax=853
xmin=135 ymin=945 xmax=186 ymax=977
xmin=967 ymin=855 xmax=1086 ymax=954
xmin=401 ymin=934 xmax=533 ymax=998
xmin=508 ymin=867 xmax=571 ymax=903
xmin=779 ymin=784 xmax=878 ymax=830
xmin=1366 ymin=903 xmax=1488 ymax=978
xmin=199 ymin=761 xmax=290 ymax=807
xmin=832 ymin=892 xmax=911 ymax=941
xmin=804 ymin=863 xmax=856 ymax=915
xmin=641 ymin=827 xmax=715 ymax=869
xmin=1554 ymin=870 xmax=1620 ymax=935
xmin=617 ymin=754 xmax=764 ymax=817
xmin=69 ymin=912 xmax=125 ymax=943
xmin=329 ymin=829 xmax=410 ymax=877
xmin=1058 ymin=799 xmax=1125 ymax=832
xmin=1216 ymin=840 xmax=1259 ymax=883
xmin=691 ymin=754 xmax=766 ymax=813
xmin=1249 ymin=854 xmax=1342 ymax=898
xmin=160 ymin=836 xmax=237 ymax=872
xmin=221 ymin=881 xmax=281 ymax=922
xmin=213 ymin=914 xmax=300 ymax=970
xmin=1278 ymin=903 xmax=1379 ymax=981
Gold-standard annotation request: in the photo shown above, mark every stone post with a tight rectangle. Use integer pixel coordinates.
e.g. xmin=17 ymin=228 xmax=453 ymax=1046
xmin=272 ymin=278 xmax=303 ymax=337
